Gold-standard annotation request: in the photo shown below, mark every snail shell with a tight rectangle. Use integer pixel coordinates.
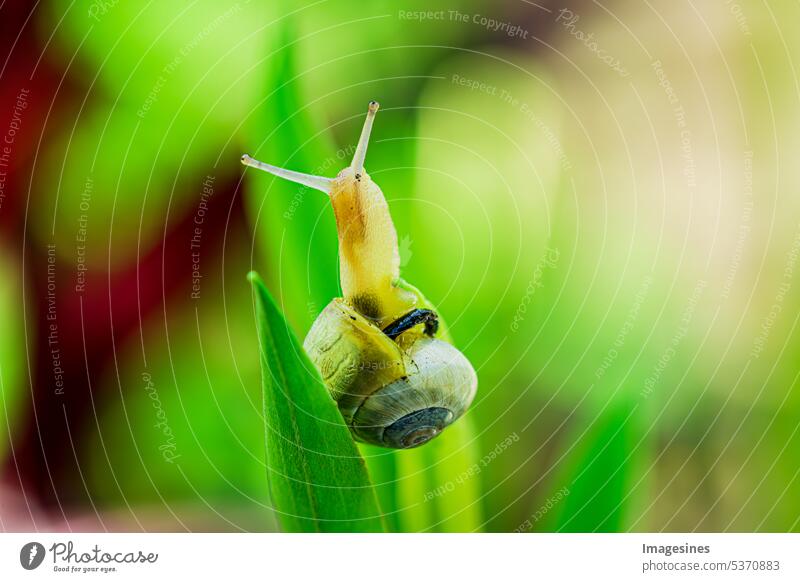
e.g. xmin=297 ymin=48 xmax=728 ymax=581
xmin=304 ymin=299 xmax=477 ymax=448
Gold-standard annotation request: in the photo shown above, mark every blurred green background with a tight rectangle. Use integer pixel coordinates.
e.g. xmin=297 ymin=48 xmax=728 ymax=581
xmin=1 ymin=0 xmax=799 ymax=531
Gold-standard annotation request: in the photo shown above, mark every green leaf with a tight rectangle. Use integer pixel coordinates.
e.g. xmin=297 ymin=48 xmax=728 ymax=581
xmin=243 ymin=19 xmax=340 ymax=331
xmin=248 ymin=272 xmax=384 ymax=532
xmin=362 ymin=280 xmax=483 ymax=532
xmin=359 ymin=444 xmax=402 ymax=532
xmin=398 ymin=414 xmax=483 ymax=532
xmin=0 ymin=251 xmax=25 ymax=465
xmin=551 ymin=402 xmax=648 ymax=532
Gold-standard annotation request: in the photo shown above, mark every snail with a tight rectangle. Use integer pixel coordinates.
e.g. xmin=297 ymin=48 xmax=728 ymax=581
xmin=241 ymin=101 xmax=477 ymax=449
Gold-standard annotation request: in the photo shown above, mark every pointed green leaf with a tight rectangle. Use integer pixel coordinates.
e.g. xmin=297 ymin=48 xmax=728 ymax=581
xmin=249 ymin=272 xmax=384 ymax=532
xmin=550 ymin=403 xmax=647 ymax=532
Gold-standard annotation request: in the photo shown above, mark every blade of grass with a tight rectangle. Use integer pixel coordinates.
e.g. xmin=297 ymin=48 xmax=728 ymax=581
xmin=244 ymin=19 xmax=339 ymax=330
xmin=0 ymin=251 xmax=24 ymax=465
xmin=366 ymin=421 xmax=483 ymax=533
xmin=550 ymin=403 xmax=645 ymax=532
xmin=395 ymin=413 xmax=482 ymax=532
xmin=371 ymin=279 xmax=484 ymax=532
xmin=249 ymin=272 xmax=384 ymax=532
xmin=359 ymin=444 xmax=402 ymax=532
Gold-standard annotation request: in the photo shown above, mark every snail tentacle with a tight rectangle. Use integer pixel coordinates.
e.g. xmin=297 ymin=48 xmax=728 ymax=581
xmin=240 ymin=154 xmax=333 ymax=194
xmin=351 ymin=101 xmax=379 ymax=175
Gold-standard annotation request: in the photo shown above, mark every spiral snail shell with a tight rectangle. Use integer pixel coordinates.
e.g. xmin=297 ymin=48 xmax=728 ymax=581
xmin=242 ymin=101 xmax=477 ymax=448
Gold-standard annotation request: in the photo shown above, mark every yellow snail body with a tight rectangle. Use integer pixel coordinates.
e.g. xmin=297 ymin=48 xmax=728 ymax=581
xmin=242 ymin=102 xmax=477 ymax=448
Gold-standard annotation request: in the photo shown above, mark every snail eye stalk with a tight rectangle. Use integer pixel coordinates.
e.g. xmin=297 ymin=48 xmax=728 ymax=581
xmin=351 ymin=100 xmax=379 ymax=177
xmin=240 ymin=154 xmax=333 ymax=194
